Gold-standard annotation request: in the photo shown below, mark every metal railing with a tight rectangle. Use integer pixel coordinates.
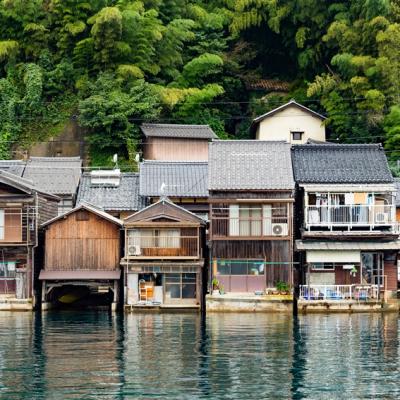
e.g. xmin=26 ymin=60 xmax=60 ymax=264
xmin=305 ymin=204 xmax=395 ymax=228
xmin=0 ymin=278 xmax=16 ymax=294
xmin=299 ymin=284 xmax=379 ymax=301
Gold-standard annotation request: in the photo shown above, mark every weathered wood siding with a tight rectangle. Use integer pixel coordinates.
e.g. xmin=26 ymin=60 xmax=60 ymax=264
xmin=143 ymin=137 xmax=209 ymax=161
xmin=385 ymin=260 xmax=397 ymax=291
xmin=45 ymin=211 xmax=120 ymax=271
xmin=38 ymin=195 xmax=58 ymax=225
xmin=211 ymin=240 xmax=291 ymax=261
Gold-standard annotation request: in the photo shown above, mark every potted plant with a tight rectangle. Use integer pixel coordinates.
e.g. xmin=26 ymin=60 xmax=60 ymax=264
xmin=212 ymin=278 xmax=220 ymax=295
xmin=276 ymin=281 xmax=290 ymax=295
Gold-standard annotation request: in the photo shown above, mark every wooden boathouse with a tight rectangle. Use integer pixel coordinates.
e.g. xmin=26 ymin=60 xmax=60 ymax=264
xmin=39 ymin=203 xmax=122 ymax=310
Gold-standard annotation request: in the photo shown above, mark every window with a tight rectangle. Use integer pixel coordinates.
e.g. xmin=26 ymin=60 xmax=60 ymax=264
xmin=291 ymin=131 xmax=304 ymax=141
xmin=128 ymin=229 xmax=180 ymax=248
xmin=0 ymin=262 xmax=16 ymax=278
xmin=310 ymin=263 xmax=335 ymax=271
xmin=58 ymin=199 xmax=73 ymax=215
xmin=165 ymin=273 xmax=196 ymax=299
xmin=217 ymin=260 xmax=265 ymax=275
xmin=229 ymin=204 xmax=287 ymax=237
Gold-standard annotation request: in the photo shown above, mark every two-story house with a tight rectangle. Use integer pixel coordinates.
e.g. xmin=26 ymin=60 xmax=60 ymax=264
xmin=139 ymin=160 xmax=209 ymax=219
xmin=140 ymin=123 xmax=217 ymax=161
xmin=0 ymin=171 xmax=59 ymax=310
xmin=121 ymin=198 xmax=206 ymax=310
xmin=208 ymin=141 xmax=295 ymax=297
xmin=39 ymin=203 xmax=122 ymax=310
xmin=251 ymin=100 xmax=326 ymax=144
xmin=292 ymin=144 xmax=400 ymax=309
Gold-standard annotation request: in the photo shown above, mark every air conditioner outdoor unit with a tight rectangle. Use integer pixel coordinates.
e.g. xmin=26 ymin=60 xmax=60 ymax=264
xmin=375 ymin=212 xmax=389 ymax=224
xmin=128 ymin=245 xmax=141 ymax=256
xmin=271 ymin=223 xmax=288 ymax=236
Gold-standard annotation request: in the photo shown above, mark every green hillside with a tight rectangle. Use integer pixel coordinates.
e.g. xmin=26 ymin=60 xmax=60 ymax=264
xmin=0 ymin=0 xmax=399 ymax=171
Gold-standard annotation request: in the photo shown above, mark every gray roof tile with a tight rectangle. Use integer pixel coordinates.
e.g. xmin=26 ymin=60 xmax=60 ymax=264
xmin=0 ymin=160 xmax=26 ymax=177
xmin=139 ymin=161 xmax=208 ymax=197
xmin=77 ymin=172 xmax=145 ymax=212
xmin=292 ymin=144 xmax=394 ymax=184
xmin=23 ymin=157 xmax=82 ymax=195
xmin=208 ymin=140 xmax=295 ymax=190
xmin=394 ymin=178 xmax=400 ymax=207
xmin=141 ymin=124 xmax=217 ymax=139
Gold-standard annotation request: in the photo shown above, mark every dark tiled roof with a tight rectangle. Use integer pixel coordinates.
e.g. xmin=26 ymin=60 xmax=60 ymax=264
xmin=141 ymin=124 xmax=217 ymax=139
xmin=77 ymin=172 xmax=145 ymax=211
xmin=245 ymin=79 xmax=290 ymax=92
xmin=292 ymin=144 xmax=394 ymax=184
xmin=0 ymin=170 xmax=59 ymax=200
xmin=23 ymin=157 xmax=82 ymax=195
xmin=139 ymin=161 xmax=208 ymax=198
xmin=208 ymin=140 xmax=295 ymax=190
xmin=0 ymin=160 xmax=26 ymax=177
xmin=394 ymin=178 xmax=400 ymax=207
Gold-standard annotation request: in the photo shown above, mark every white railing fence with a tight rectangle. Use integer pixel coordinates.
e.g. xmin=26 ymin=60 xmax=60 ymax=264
xmin=306 ymin=204 xmax=395 ymax=227
xmin=299 ymin=284 xmax=380 ymax=301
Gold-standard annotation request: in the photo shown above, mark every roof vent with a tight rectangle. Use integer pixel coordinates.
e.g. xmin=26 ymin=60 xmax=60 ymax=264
xmin=90 ymin=169 xmax=121 ymax=187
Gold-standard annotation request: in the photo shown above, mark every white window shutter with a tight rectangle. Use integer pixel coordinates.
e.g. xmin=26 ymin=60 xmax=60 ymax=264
xmin=262 ymin=205 xmax=272 ymax=236
xmin=229 ymin=205 xmax=239 ymax=236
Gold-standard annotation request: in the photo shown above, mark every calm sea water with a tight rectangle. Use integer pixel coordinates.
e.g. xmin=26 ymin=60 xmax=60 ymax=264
xmin=0 ymin=311 xmax=398 ymax=399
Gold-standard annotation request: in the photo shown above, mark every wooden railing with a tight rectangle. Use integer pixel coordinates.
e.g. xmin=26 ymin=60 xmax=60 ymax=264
xmin=305 ymin=204 xmax=395 ymax=229
xmin=127 ymin=236 xmax=200 ymax=258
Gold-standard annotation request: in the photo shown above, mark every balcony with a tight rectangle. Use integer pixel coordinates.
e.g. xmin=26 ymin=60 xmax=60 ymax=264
xmin=211 ymin=216 xmax=289 ymax=238
xmin=126 ymin=235 xmax=200 ymax=259
xmin=305 ymin=204 xmax=395 ymax=230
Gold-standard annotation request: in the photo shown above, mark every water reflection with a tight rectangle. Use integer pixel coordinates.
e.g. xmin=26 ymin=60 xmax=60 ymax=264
xmin=0 ymin=312 xmax=398 ymax=399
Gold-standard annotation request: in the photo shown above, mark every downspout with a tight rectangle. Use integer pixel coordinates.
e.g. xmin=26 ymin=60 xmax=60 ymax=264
xmin=31 ymin=192 xmax=39 ymax=308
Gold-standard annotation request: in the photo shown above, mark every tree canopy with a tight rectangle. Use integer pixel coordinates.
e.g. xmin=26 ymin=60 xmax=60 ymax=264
xmin=0 ymin=0 xmax=398 ymax=170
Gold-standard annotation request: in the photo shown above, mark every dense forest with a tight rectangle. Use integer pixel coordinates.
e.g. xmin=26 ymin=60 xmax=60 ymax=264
xmin=0 ymin=0 xmax=399 ymax=172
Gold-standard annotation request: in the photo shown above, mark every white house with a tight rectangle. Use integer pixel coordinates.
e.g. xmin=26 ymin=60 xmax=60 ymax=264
xmin=251 ymin=100 xmax=326 ymax=144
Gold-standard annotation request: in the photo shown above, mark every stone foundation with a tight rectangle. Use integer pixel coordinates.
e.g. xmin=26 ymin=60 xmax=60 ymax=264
xmin=0 ymin=297 xmax=33 ymax=311
xmin=206 ymin=294 xmax=293 ymax=312
xmin=298 ymin=299 xmax=400 ymax=313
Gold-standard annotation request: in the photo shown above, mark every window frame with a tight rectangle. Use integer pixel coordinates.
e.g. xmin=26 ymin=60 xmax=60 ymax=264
xmin=291 ymin=131 xmax=304 ymax=141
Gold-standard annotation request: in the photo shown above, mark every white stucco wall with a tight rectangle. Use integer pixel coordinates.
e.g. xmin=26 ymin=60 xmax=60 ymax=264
xmin=255 ymin=105 xmax=326 ymax=143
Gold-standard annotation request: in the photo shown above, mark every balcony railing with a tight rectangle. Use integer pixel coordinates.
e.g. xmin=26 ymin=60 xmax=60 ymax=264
xmin=127 ymin=236 xmax=200 ymax=258
xmin=305 ymin=204 xmax=395 ymax=229
xmin=299 ymin=284 xmax=379 ymax=301
xmin=211 ymin=217 xmax=289 ymax=238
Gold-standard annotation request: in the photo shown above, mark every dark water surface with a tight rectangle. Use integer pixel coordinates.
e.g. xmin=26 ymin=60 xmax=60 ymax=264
xmin=0 ymin=311 xmax=399 ymax=399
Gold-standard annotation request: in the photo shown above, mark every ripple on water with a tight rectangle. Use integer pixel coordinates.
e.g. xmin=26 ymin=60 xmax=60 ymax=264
xmin=0 ymin=311 xmax=398 ymax=399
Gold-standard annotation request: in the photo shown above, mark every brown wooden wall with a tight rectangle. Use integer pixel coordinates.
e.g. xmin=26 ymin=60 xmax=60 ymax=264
xmin=44 ymin=211 xmax=121 ymax=271
xmin=0 ymin=209 xmax=22 ymax=243
xmin=385 ymin=261 xmax=397 ymax=291
xmin=211 ymin=240 xmax=291 ymax=262
xmin=143 ymin=137 xmax=209 ymax=161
